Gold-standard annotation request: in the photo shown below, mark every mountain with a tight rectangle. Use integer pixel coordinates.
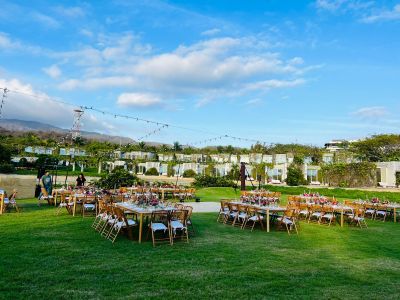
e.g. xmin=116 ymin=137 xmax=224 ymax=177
xmin=0 ymin=118 xmax=141 ymax=145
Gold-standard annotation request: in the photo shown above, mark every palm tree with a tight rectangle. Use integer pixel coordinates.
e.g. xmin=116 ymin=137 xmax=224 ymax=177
xmin=173 ymin=141 xmax=182 ymax=152
xmin=138 ymin=141 xmax=146 ymax=150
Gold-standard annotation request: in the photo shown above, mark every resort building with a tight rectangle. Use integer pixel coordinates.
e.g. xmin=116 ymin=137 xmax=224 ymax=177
xmin=375 ymin=162 xmax=400 ymax=188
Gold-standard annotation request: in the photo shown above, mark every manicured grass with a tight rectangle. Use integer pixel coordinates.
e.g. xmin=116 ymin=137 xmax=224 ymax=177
xmin=195 ymin=186 xmax=241 ymax=202
xmin=1 ymin=198 xmax=399 ymax=299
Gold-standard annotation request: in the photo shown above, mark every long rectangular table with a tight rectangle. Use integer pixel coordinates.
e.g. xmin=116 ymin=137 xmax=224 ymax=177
xmin=115 ymin=203 xmax=175 ymax=243
xmin=230 ymin=202 xmax=286 ymax=232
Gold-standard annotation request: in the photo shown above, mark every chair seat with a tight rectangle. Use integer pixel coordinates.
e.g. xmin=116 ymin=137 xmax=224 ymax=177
xmin=277 ymin=217 xmax=293 ymax=225
xmin=230 ymin=212 xmax=238 ymax=217
xmin=238 ymin=213 xmax=247 ymax=219
xmin=365 ymin=209 xmax=375 ymax=214
xmin=299 ymin=210 xmax=308 ymax=215
xmin=97 ymin=212 xmax=109 ymax=220
xmin=322 ymin=213 xmax=334 ymax=219
xmin=170 ymin=220 xmax=186 ymax=230
xmin=249 ymin=215 xmax=263 ymax=221
xmin=83 ymin=204 xmax=96 ymax=210
xmin=115 ymin=219 xmax=136 ymax=229
xmin=376 ymin=211 xmax=386 ymax=216
xmin=151 ymin=223 xmax=168 ymax=231
xmin=311 ymin=212 xmax=321 ymax=217
xmin=108 ymin=217 xmax=117 ymax=224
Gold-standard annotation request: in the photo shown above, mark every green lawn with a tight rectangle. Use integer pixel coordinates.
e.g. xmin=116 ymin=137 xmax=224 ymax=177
xmin=195 ymin=187 xmax=241 ymax=202
xmin=1 ymin=198 xmax=399 ymax=299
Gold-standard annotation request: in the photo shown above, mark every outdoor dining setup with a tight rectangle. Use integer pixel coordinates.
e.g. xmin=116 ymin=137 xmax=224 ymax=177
xmin=48 ymin=184 xmax=195 ymax=245
xmin=219 ymin=190 xmax=400 ymax=235
xmin=288 ymin=194 xmax=400 ymax=224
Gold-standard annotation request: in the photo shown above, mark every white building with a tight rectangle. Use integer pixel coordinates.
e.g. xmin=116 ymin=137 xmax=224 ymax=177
xmin=25 ymin=146 xmax=55 ymax=155
xmin=376 ymin=162 xmax=400 ymax=188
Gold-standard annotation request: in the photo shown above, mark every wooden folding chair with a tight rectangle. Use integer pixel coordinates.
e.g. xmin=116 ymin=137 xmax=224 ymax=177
xmin=276 ymin=209 xmax=299 ymax=234
xmin=308 ymin=204 xmax=323 ymax=223
xmin=184 ymin=205 xmax=195 ymax=236
xmin=170 ymin=209 xmax=189 ymax=244
xmin=375 ymin=205 xmax=388 ymax=222
xmin=82 ymin=196 xmax=97 ymax=217
xmin=242 ymin=206 xmax=264 ymax=231
xmin=107 ymin=207 xmax=137 ymax=243
xmin=298 ymin=203 xmax=309 ymax=220
xmin=348 ymin=208 xmax=368 ymax=228
xmin=235 ymin=204 xmax=248 ymax=228
xmin=217 ymin=200 xmax=230 ymax=223
xmin=224 ymin=203 xmax=239 ymax=225
xmin=148 ymin=210 xmax=172 ymax=247
xmin=364 ymin=203 xmax=376 ymax=219
xmin=319 ymin=205 xmax=335 ymax=226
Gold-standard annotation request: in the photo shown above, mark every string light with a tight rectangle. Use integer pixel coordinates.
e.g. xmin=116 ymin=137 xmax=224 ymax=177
xmin=1 ymin=87 xmax=269 ymax=145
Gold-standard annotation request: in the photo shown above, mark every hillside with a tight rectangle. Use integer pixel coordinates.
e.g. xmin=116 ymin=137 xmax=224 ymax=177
xmin=0 ymin=118 xmax=137 ymax=145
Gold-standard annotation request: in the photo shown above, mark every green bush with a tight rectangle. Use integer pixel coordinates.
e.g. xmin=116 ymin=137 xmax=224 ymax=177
xmin=145 ymin=167 xmax=159 ymax=176
xmin=286 ymin=166 xmax=307 ymax=186
xmin=182 ymin=169 xmax=196 ymax=178
xmin=320 ymin=162 xmax=376 ymax=187
xmin=0 ymin=163 xmax=15 ymax=174
xmin=97 ymin=168 xmax=139 ymax=189
xmin=167 ymin=163 xmax=175 ymax=177
xmin=396 ymin=172 xmax=400 ymax=188
xmin=193 ymin=175 xmax=236 ymax=188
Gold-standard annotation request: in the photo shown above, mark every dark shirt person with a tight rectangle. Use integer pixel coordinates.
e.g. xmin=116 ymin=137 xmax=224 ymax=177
xmin=76 ymin=173 xmax=86 ymax=187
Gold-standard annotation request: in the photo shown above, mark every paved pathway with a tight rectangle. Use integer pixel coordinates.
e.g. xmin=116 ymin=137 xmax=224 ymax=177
xmin=185 ymin=202 xmax=220 ymax=213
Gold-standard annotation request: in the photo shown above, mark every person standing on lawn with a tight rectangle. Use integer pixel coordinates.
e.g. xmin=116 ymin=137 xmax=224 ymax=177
xmin=76 ymin=173 xmax=86 ymax=187
xmin=38 ymin=171 xmax=52 ymax=206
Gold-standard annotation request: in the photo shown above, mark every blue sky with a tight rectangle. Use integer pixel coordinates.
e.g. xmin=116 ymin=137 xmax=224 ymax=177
xmin=0 ymin=0 xmax=400 ymax=147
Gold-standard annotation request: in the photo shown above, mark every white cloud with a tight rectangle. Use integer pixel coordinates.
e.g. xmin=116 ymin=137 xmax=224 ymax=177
xmin=315 ymin=0 xmax=347 ymax=11
xmin=59 ymin=76 xmax=137 ymax=90
xmin=54 ymin=6 xmax=86 ymax=18
xmin=245 ymin=98 xmax=263 ymax=106
xmin=361 ymin=4 xmax=400 ymax=23
xmin=0 ymin=77 xmax=72 ymax=127
xmin=352 ymin=106 xmax=389 ymax=118
xmin=201 ymin=28 xmax=221 ymax=36
xmin=42 ymin=64 xmax=62 ymax=78
xmin=244 ymin=79 xmax=306 ymax=91
xmin=31 ymin=12 xmax=60 ymax=29
xmin=316 ymin=0 xmax=374 ymax=14
xmin=55 ymin=35 xmax=314 ymax=106
xmin=0 ymin=77 xmax=114 ymax=132
xmin=0 ymin=33 xmax=14 ymax=49
xmin=117 ymin=93 xmax=162 ymax=107
xmin=79 ymin=29 xmax=94 ymax=38
xmin=0 ymin=32 xmax=45 ymax=55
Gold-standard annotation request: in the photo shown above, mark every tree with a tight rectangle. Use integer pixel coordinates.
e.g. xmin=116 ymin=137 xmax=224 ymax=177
xmin=0 ymin=143 xmax=11 ymax=163
xmin=138 ymin=141 xmax=146 ymax=150
xmin=183 ymin=169 xmax=196 ymax=178
xmin=350 ymin=134 xmax=400 ymax=162
xmin=97 ymin=168 xmax=139 ymax=189
xmin=286 ymin=166 xmax=307 ymax=186
xmin=173 ymin=141 xmax=182 ymax=152
xmin=145 ymin=167 xmax=159 ymax=176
